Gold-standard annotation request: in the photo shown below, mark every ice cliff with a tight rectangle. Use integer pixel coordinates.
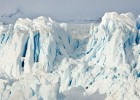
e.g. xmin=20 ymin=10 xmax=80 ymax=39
xmin=0 ymin=16 xmax=73 ymax=76
xmin=0 ymin=12 xmax=140 ymax=100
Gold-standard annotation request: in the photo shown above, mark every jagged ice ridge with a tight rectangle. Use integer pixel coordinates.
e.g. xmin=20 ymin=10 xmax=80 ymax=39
xmin=0 ymin=12 xmax=140 ymax=100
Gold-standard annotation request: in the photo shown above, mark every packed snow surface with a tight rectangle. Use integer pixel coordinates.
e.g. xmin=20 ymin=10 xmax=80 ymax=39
xmin=0 ymin=12 xmax=140 ymax=100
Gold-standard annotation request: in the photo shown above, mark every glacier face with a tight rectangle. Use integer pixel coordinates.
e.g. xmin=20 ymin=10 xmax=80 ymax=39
xmin=0 ymin=16 xmax=73 ymax=76
xmin=0 ymin=12 xmax=140 ymax=100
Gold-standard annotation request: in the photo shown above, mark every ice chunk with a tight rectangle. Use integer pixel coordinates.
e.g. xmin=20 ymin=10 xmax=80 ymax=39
xmin=86 ymin=12 xmax=136 ymax=67
xmin=0 ymin=16 xmax=73 ymax=75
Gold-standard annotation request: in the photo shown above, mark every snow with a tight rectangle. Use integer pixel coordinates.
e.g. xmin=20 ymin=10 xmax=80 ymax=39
xmin=63 ymin=86 xmax=106 ymax=100
xmin=0 ymin=12 xmax=140 ymax=100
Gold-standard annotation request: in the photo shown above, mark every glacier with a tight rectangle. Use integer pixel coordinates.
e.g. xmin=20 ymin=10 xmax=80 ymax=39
xmin=0 ymin=12 xmax=140 ymax=100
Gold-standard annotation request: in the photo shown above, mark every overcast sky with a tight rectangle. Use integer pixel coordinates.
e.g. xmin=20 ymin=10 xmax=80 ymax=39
xmin=0 ymin=0 xmax=140 ymax=21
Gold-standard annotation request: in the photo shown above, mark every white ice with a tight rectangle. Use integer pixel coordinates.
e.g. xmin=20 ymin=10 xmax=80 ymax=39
xmin=0 ymin=12 xmax=140 ymax=100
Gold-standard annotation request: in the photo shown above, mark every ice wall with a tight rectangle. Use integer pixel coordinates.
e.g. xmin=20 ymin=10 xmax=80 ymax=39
xmin=0 ymin=16 xmax=73 ymax=76
xmin=86 ymin=12 xmax=137 ymax=67
xmin=1 ymin=12 xmax=140 ymax=100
